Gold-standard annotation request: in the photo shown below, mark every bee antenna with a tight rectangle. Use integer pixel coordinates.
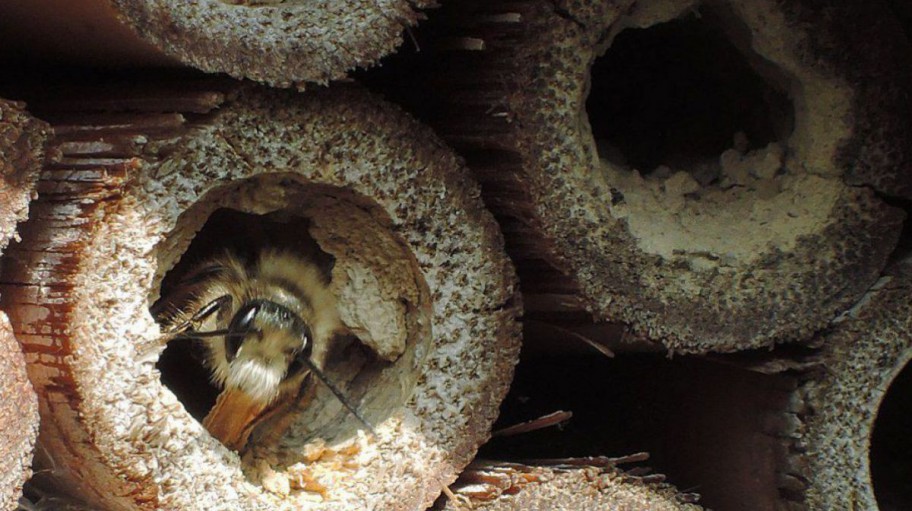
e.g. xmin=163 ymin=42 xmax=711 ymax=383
xmin=169 ymin=329 xmax=249 ymax=340
xmin=164 ymin=295 xmax=232 ymax=335
xmin=300 ymin=357 xmax=375 ymax=434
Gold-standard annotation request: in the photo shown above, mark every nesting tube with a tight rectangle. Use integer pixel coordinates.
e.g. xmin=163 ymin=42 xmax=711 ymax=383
xmin=0 ymin=80 xmax=521 ymax=510
xmin=0 ymin=99 xmax=46 ymax=511
xmin=0 ymin=0 xmax=434 ymax=87
xmin=0 ymin=314 xmax=38 ymax=511
xmin=0 ymin=99 xmax=47 ymax=256
xmin=783 ymin=257 xmax=912 ymax=510
xmin=438 ymin=460 xmax=702 ymax=510
xmin=486 ymin=338 xmax=814 ymax=510
xmin=426 ymin=0 xmax=912 ymax=351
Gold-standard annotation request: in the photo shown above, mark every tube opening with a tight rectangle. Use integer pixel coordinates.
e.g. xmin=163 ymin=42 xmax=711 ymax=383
xmin=481 ymin=342 xmax=797 ymax=510
xmin=153 ymin=208 xmax=338 ymax=424
xmin=582 ymin=6 xmax=838 ymax=271
xmin=151 ymin=175 xmax=432 ymax=498
xmin=588 ymin=7 xmax=794 ymax=176
xmin=871 ymin=358 xmax=912 ymax=509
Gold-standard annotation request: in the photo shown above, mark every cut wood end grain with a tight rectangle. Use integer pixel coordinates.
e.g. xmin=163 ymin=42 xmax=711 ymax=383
xmin=0 ymin=81 xmax=521 ymax=511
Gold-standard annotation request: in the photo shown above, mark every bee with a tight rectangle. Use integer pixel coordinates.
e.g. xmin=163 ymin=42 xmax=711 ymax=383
xmin=156 ymin=249 xmax=373 ymax=451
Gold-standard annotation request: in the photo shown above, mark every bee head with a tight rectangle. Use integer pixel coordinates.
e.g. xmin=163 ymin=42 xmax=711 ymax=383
xmin=222 ymin=299 xmax=313 ymax=402
xmin=219 ymin=298 xmax=374 ymax=431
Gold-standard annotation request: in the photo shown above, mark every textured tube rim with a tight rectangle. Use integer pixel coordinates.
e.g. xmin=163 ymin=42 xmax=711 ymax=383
xmin=466 ymin=0 xmax=905 ymax=351
xmin=4 ymin=83 xmax=520 ymax=510
xmin=800 ymin=257 xmax=912 ymax=510
xmin=110 ymin=0 xmax=437 ymax=87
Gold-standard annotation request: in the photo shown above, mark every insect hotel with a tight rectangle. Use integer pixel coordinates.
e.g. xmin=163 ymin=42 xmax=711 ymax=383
xmin=0 ymin=1 xmax=911 ymax=510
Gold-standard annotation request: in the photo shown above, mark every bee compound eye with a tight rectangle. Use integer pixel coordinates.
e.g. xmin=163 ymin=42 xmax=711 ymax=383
xmin=225 ymin=303 xmax=260 ymax=362
xmin=225 ymin=332 xmax=243 ymax=362
xmin=298 ymin=333 xmax=312 ymax=359
xmin=237 ymin=304 xmax=258 ymax=331
xmin=299 ymin=324 xmax=313 ymax=355
xmin=286 ymin=344 xmax=309 ymax=378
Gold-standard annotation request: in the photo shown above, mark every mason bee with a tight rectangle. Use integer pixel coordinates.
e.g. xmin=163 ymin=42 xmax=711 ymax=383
xmin=156 ymin=249 xmax=373 ymax=451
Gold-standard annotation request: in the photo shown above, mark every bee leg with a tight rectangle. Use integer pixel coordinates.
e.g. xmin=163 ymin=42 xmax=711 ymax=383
xmin=167 ymin=294 xmax=233 ymax=335
xmin=247 ymin=376 xmax=318 ymax=450
xmin=203 ymin=388 xmax=270 ymax=451
xmin=204 ymin=378 xmax=315 ymax=452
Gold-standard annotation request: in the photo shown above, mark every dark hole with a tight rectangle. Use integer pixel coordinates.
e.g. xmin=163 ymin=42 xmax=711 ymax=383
xmin=878 ymin=195 xmax=912 ymax=267
xmin=588 ymin=9 xmax=794 ymax=173
xmin=153 ymin=208 xmax=334 ymax=422
xmin=871 ymin=360 xmax=912 ymax=510
xmin=479 ymin=338 xmax=798 ymax=511
xmin=156 ymin=337 xmax=220 ymax=421
xmin=887 ymin=0 xmax=912 ymax=42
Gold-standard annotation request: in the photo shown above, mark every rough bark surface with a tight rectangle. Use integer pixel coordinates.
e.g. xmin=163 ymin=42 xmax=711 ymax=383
xmin=0 ymin=79 xmax=521 ymax=511
xmin=419 ymin=0 xmax=911 ymax=352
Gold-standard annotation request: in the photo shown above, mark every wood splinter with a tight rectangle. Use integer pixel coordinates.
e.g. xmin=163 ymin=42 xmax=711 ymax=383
xmin=437 ymin=459 xmax=703 ymax=510
xmin=491 ymin=410 xmax=572 ymax=438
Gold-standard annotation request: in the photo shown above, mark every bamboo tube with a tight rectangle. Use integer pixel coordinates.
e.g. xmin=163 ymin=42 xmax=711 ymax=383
xmin=0 ymin=0 xmax=435 ymax=87
xmin=0 ymin=314 xmax=39 ymax=511
xmin=411 ymin=0 xmax=912 ymax=352
xmin=0 ymin=99 xmax=47 ymax=511
xmin=0 ymin=99 xmax=48 ymax=255
xmin=0 ymin=78 xmax=521 ymax=511
xmin=487 ymin=343 xmax=812 ymax=510
xmin=0 ymin=312 xmax=38 ymax=510
xmin=437 ymin=459 xmax=702 ymax=511
xmin=788 ymin=257 xmax=912 ymax=510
